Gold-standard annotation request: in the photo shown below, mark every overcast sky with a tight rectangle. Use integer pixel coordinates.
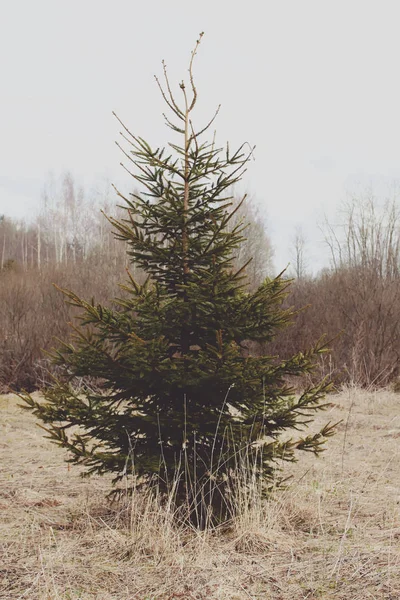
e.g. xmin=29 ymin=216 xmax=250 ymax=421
xmin=2 ymin=0 xmax=400 ymax=272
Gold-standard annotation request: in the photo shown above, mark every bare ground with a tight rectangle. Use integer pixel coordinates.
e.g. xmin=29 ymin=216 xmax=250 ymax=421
xmin=1 ymin=387 xmax=399 ymax=599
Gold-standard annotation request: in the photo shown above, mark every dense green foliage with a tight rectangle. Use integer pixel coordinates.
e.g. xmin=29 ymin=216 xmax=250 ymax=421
xmin=22 ymin=37 xmax=334 ymax=525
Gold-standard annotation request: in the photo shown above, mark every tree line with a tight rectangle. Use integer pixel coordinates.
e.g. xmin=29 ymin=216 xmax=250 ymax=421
xmin=2 ymin=183 xmax=400 ymax=392
xmin=273 ymin=194 xmax=400 ymax=388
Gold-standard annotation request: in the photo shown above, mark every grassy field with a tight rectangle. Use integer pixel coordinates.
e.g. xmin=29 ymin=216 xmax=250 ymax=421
xmin=1 ymin=387 xmax=399 ymax=599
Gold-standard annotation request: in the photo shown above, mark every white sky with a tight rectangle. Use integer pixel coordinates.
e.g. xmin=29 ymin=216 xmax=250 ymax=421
xmin=1 ymin=0 xmax=400 ymax=273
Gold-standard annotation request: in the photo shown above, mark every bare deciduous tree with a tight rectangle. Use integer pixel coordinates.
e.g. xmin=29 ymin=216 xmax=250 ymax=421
xmin=290 ymin=225 xmax=308 ymax=279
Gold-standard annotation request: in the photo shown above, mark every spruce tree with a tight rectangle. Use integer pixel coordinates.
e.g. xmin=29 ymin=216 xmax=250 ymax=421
xmin=22 ymin=35 xmax=334 ymax=526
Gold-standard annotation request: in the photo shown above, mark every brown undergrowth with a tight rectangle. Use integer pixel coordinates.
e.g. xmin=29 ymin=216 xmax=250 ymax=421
xmin=1 ymin=388 xmax=399 ymax=599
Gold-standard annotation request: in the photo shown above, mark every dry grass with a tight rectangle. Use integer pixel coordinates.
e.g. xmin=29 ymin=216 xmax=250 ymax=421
xmin=1 ymin=387 xmax=400 ymax=599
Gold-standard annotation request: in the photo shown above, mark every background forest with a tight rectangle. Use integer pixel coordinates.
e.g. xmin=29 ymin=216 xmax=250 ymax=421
xmin=1 ymin=171 xmax=400 ymax=393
